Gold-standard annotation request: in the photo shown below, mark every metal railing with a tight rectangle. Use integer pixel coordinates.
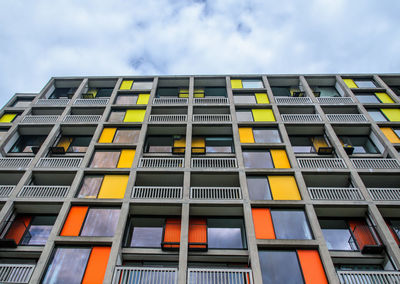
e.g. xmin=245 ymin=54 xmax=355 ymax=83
xmin=194 ymin=97 xmax=229 ymax=104
xmin=153 ymin=98 xmax=188 ymax=104
xmin=368 ymin=188 xmax=400 ymax=201
xmin=337 ymin=270 xmax=400 ymax=284
xmin=281 ymin=114 xmax=322 ymax=122
xmin=149 ymin=115 xmax=187 ymax=122
xmin=18 ymin=186 xmax=70 ymax=198
xmin=63 ymin=115 xmax=102 ymax=123
xmin=351 ymin=158 xmax=400 ymax=169
xmin=0 ymin=186 xmax=15 ymax=197
xmin=297 ymin=158 xmax=347 ymax=169
xmin=0 ymin=264 xmax=35 ymax=284
xmin=307 ymin=187 xmax=364 ymax=200
xmin=74 ymin=98 xmax=109 ymax=105
xmin=35 ymin=99 xmax=70 ymax=106
xmin=190 ymin=187 xmax=242 ymax=199
xmin=275 ymin=97 xmax=312 ymax=104
xmin=191 ymin=158 xmax=238 ymax=168
xmin=112 ymin=266 xmax=178 ymax=284
xmin=188 ymin=268 xmax=253 ymax=284
xmin=326 ymin=114 xmax=367 ymax=123
xmin=139 ymin=157 xmax=184 ymax=168
xmin=131 ymin=186 xmax=183 ymax=199
xmin=36 ymin=158 xmax=82 ymax=168
xmin=317 ymin=97 xmax=354 ymax=104
xmin=20 ymin=115 xmax=59 ymax=124
xmin=0 ymin=158 xmax=32 ymax=168
xmin=192 ymin=114 xmax=231 ymax=122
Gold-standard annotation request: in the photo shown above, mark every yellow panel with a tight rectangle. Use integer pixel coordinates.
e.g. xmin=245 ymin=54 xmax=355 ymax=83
xmin=381 ymin=127 xmax=400 ymax=143
xmin=124 ymin=109 xmax=146 ymax=122
xmin=255 ymin=93 xmax=269 ymax=104
xmin=343 ymin=79 xmax=358 ymax=88
xmin=268 ymin=176 xmax=301 ymax=200
xmin=174 ymin=137 xmax=186 ymax=153
xmin=238 ymin=128 xmax=255 ymax=143
xmin=137 ymin=94 xmax=150 ymax=104
xmin=375 ymin=92 xmax=394 ymax=104
xmin=99 ymin=128 xmax=117 ymax=143
xmin=194 ymin=89 xmax=205 ymax=98
xmin=120 ymin=80 xmax=133 ymax=90
xmin=56 ymin=137 xmax=73 ymax=151
xmin=87 ymin=89 xmax=98 ymax=98
xmin=0 ymin=114 xmax=16 ymax=123
xmin=231 ymin=79 xmax=243 ymax=89
xmin=192 ymin=137 xmax=205 ymax=153
xmin=179 ymin=89 xmax=189 ymax=98
xmin=270 ymin=149 xmax=290 ymax=168
xmin=98 ymin=175 xmax=129 ymax=199
xmin=117 ymin=149 xmax=136 ymax=168
xmin=312 ymin=137 xmax=328 ymax=150
xmin=251 ymin=109 xmax=275 ymax=122
xmin=381 ymin=109 xmax=400 ymax=122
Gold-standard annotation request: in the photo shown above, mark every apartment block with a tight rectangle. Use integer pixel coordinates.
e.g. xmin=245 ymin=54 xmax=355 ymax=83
xmin=0 ymin=74 xmax=399 ymax=283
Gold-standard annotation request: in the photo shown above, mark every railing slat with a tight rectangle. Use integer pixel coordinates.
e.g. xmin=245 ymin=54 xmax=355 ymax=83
xmin=35 ymin=99 xmax=70 ymax=106
xmin=63 ymin=115 xmax=101 ymax=123
xmin=112 ymin=266 xmax=178 ymax=284
xmin=281 ymin=114 xmax=322 ymax=122
xmin=18 ymin=186 xmax=70 ymax=198
xmin=132 ymin=186 xmax=183 ymax=199
xmin=0 ymin=264 xmax=35 ymax=283
xmin=139 ymin=158 xmax=184 ymax=168
xmin=190 ymin=187 xmax=242 ymax=200
xmin=0 ymin=158 xmax=33 ymax=168
xmin=20 ymin=115 xmax=59 ymax=124
xmin=188 ymin=268 xmax=253 ymax=284
xmin=74 ymin=98 xmax=109 ymax=105
xmin=275 ymin=97 xmax=312 ymax=104
xmin=327 ymin=114 xmax=368 ymax=122
xmin=153 ymin=98 xmax=188 ymax=105
xmin=297 ymin=158 xmax=347 ymax=169
xmin=368 ymin=188 xmax=400 ymax=201
xmin=149 ymin=115 xmax=187 ymax=122
xmin=192 ymin=114 xmax=231 ymax=122
xmin=36 ymin=158 xmax=82 ymax=168
xmin=308 ymin=187 xmax=364 ymax=200
xmin=337 ymin=270 xmax=400 ymax=284
xmin=191 ymin=158 xmax=237 ymax=168
xmin=351 ymin=158 xmax=400 ymax=169
xmin=317 ymin=97 xmax=354 ymax=104
xmin=194 ymin=98 xmax=229 ymax=104
xmin=0 ymin=186 xmax=15 ymax=197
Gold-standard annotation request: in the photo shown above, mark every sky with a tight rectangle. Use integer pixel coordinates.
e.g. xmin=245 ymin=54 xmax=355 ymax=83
xmin=0 ymin=0 xmax=400 ymax=106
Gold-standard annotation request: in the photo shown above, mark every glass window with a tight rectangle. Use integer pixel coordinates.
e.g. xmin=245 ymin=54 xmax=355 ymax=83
xmin=253 ymin=128 xmax=282 ymax=143
xmin=90 ymin=151 xmax=120 ymax=168
xmin=236 ymin=110 xmax=253 ymax=122
xmin=78 ymin=176 xmax=103 ymax=198
xmin=20 ymin=216 xmax=56 ymax=245
xmin=320 ymin=219 xmax=356 ymax=251
xmin=388 ymin=220 xmax=400 ymax=241
xmin=233 ymin=95 xmax=256 ymax=104
xmin=132 ymin=81 xmax=153 ymax=90
xmin=243 ymin=150 xmax=273 ymax=168
xmin=145 ymin=136 xmax=173 ymax=153
xmin=96 ymin=88 xmax=113 ymax=97
xmin=247 ymin=176 xmax=272 ymax=200
xmin=127 ymin=217 xmax=164 ymax=248
xmin=157 ymin=87 xmax=179 ymax=97
xmin=204 ymin=87 xmax=226 ymax=97
xmin=43 ymin=247 xmax=91 ymax=284
xmin=259 ymin=250 xmax=304 ymax=284
xmin=340 ymin=136 xmax=379 ymax=154
xmin=271 ymin=210 xmax=312 ymax=239
xmin=390 ymin=86 xmax=400 ymax=96
xmin=114 ymin=129 xmax=140 ymax=144
xmin=312 ymin=86 xmax=340 ymax=97
xmin=289 ymin=136 xmax=315 ymax=153
xmin=205 ymin=137 xmax=234 ymax=153
xmin=13 ymin=99 xmax=32 ymax=107
xmin=271 ymin=87 xmax=291 ymax=97
xmin=368 ymin=110 xmax=388 ymax=122
xmin=394 ymin=129 xmax=400 ymax=138
xmin=356 ymin=94 xmax=380 ymax=103
xmin=108 ymin=111 xmax=126 ymax=122
xmin=242 ymin=80 xmax=263 ymax=88
xmin=49 ymin=88 xmax=76 ymax=99
xmin=354 ymin=80 xmax=377 ymax=88
xmin=115 ymin=95 xmax=138 ymax=105
xmin=80 ymin=208 xmax=120 ymax=237
xmin=10 ymin=135 xmax=46 ymax=153
xmin=67 ymin=136 xmax=91 ymax=153
xmin=207 ymin=218 xmax=246 ymax=249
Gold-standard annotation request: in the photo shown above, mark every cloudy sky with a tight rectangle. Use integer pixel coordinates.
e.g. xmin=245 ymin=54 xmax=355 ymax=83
xmin=0 ymin=0 xmax=399 ymax=106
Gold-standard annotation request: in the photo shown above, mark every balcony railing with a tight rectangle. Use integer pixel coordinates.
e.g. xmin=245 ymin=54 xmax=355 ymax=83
xmin=18 ymin=186 xmax=70 ymax=198
xmin=36 ymin=99 xmax=70 ymax=106
xmin=0 ymin=264 xmax=35 ymax=284
xmin=74 ymin=98 xmax=109 ymax=105
xmin=131 ymin=186 xmax=183 ymax=199
xmin=337 ymin=270 xmax=400 ymax=284
xmin=20 ymin=115 xmax=59 ymax=124
xmin=307 ymin=187 xmax=364 ymax=200
xmin=317 ymin=97 xmax=354 ymax=104
xmin=188 ymin=268 xmax=253 ymax=284
xmin=139 ymin=157 xmax=184 ymax=168
xmin=297 ymin=158 xmax=347 ymax=169
xmin=351 ymin=158 xmax=400 ymax=169
xmin=63 ymin=115 xmax=102 ymax=123
xmin=368 ymin=188 xmax=400 ymax=201
xmin=275 ymin=97 xmax=312 ymax=104
xmin=0 ymin=158 xmax=32 ymax=168
xmin=190 ymin=187 xmax=242 ymax=200
xmin=192 ymin=114 xmax=231 ymax=122
xmin=0 ymin=186 xmax=15 ymax=198
xmin=326 ymin=114 xmax=368 ymax=123
xmin=153 ymin=97 xmax=188 ymax=105
xmin=191 ymin=158 xmax=238 ymax=168
xmin=36 ymin=158 xmax=82 ymax=168
xmin=281 ymin=114 xmax=322 ymax=123
xmin=112 ymin=266 xmax=178 ymax=284
xmin=194 ymin=97 xmax=229 ymax=104
xmin=149 ymin=115 xmax=187 ymax=122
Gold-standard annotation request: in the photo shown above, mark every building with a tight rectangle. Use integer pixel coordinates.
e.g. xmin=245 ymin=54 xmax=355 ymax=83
xmin=0 ymin=74 xmax=399 ymax=283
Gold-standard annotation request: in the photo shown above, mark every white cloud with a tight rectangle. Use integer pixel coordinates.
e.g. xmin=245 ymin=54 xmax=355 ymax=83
xmin=0 ymin=0 xmax=399 ymax=106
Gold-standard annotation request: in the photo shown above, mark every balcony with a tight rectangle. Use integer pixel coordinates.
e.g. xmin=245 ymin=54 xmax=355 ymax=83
xmin=131 ymin=186 xmax=183 ymax=199
xmin=188 ymin=268 xmax=253 ymax=284
xmin=35 ymin=99 xmax=70 ymax=106
xmin=190 ymin=187 xmax=242 ymax=200
xmin=0 ymin=264 xmax=35 ymax=284
xmin=191 ymin=158 xmax=238 ymax=168
xmin=112 ymin=266 xmax=178 ymax=284
xmin=0 ymin=158 xmax=32 ymax=169
xmin=74 ymin=98 xmax=109 ymax=105
xmin=297 ymin=158 xmax=347 ymax=169
xmin=337 ymin=270 xmax=400 ymax=284
xmin=350 ymin=158 xmax=400 ymax=169
xmin=138 ymin=157 xmax=184 ymax=168
xmin=194 ymin=97 xmax=229 ymax=104
xmin=63 ymin=115 xmax=102 ymax=123
xmin=18 ymin=185 xmax=70 ymax=198
xmin=307 ymin=187 xmax=364 ymax=201
xmin=0 ymin=186 xmax=15 ymax=198
xmin=281 ymin=114 xmax=322 ymax=123
xmin=275 ymin=97 xmax=312 ymax=104
xmin=192 ymin=114 xmax=231 ymax=122
xmin=20 ymin=115 xmax=59 ymax=124
xmin=368 ymin=188 xmax=400 ymax=201
xmin=36 ymin=158 xmax=82 ymax=168
xmin=149 ymin=114 xmax=187 ymax=122
xmin=153 ymin=97 xmax=188 ymax=105
xmin=326 ymin=114 xmax=367 ymax=123
xmin=317 ymin=97 xmax=354 ymax=105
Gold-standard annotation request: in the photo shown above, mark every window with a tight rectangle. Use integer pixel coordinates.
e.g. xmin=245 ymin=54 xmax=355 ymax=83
xmin=233 ymin=94 xmax=256 ymax=104
xmin=12 ymin=98 xmax=32 ymax=107
xmin=49 ymin=88 xmax=76 ymax=99
xmin=242 ymin=149 xmax=290 ymax=169
xmin=247 ymin=176 xmax=300 ymax=201
xmin=0 ymin=113 xmax=17 ymax=123
xmin=115 ymin=94 xmax=150 ymax=105
xmin=339 ymin=136 xmax=379 ymax=154
xmin=239 ymin=127 xmax=282 ymax=143
xmin=108 ymin=110 xmax=126 ymax=122
xmin=207 ymin=218 xmax=246 ymax=249
xmin=157 ymin=87 xmax=180 ymax=97
xmin=82 ymin=88 xmax=113 ymax=98
xmin=203 ymin=87 xmax=227 ymax=97
xmin=108 ymin=110 xmax=146 ymax=122
xmin=120 ymin=80 xmax=153 ymax=90
xmin=368 ymin=109 xmax=388 ymax=122
xmin=312 ymin=86 xmax=340 ymax=97
xmin=90 ymin=149 xmax=135 ymax=168
xmin=191 ymin=137 xmax=234 ymax=154
xmin=289 ymin=136 xmax=329 ymax=154
xmin=236 ymin=110 xmax=254 ymax=121
xmin=247 ymin=177 xmax=272 ymax=200
xmin=356 ymin=94 xmax=380 ymax=103
xmin=54 ymin=136 xmax=91 ymax=153
xmin=231 ymin=79 xmax=263 ymax=89
xmin=353 ymin=79 xmax=377 ymax=88
xmin=10 ymin=135 xmax=46 ymax=153
xmin=236 ymin=109 xmax=275 ymax=122
xmin=271 ymin=87 xmax=291 ymax=97
xmin=386 ymin=219 xmax=400 ymax=245
xmin=99 ymin=128 xmax=141 ymax=144
xmin=78 ymin=175 xmax=129 ymax=199
xmin=144 ymin=136 xmax=185 ymax=153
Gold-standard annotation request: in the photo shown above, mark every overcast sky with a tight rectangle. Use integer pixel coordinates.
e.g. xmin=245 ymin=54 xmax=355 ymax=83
xmin=0 ymin=0 xmax=399 ymax=106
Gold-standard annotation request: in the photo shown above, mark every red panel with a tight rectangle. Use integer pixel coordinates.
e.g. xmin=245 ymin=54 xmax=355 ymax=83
xmin=82 ymin=247 xmax=111 ymax=284
xmin=297 ymin=250 xmax=328 ymax=284
xmin=163 ymin=218 xmax=181 ymax=249
xmin=348 ymin=220 xmax=377 ymax=250
xmin=188 ymin=218 xmax=207 ymax=249
xmin=5 ymin=215 xmax=32 ymax=244
xmin=251 ymin=208 xmax=275 ymax=239
xmin=60 ymin=206 xmax=88 ymax=236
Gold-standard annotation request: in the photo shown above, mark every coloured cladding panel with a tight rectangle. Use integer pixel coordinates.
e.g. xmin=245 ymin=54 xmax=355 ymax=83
xmin=268 ymin=176 xmax=301 ymax=200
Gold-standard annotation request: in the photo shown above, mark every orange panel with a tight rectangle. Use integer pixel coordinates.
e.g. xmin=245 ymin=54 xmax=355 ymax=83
xmin=5 ymin=215 xmax=32 ymax=244
xmin=297 ymin=250 xmax=328 ymax=284
xmin=60 ymin=206 xmax=88 ymax=236
xmin=163 ymin=218 xmax=181 ymax=249
xmin=82 ymin=247 xmax=111 ymax=284
xmin=189 ymin=218 xmax=207 ymax=249
xmin=348 ymin=220 xmax=377 ymax=250
xmin=251 ymin=208 xmax=275 ymax=239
